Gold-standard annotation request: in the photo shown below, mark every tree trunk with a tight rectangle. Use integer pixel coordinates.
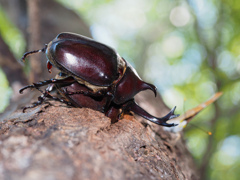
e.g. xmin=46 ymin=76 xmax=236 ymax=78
xmin=0 ymin=97 xmax=199 ymax=180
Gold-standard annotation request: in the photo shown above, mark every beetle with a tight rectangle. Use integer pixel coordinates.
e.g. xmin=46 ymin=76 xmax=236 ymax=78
xmin=20 ymin=32 xmax=178 ymax=127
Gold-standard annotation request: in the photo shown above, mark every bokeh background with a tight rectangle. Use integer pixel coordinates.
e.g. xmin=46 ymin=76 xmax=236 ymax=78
xmin=0 ymin=0 xmax=240 ymax=179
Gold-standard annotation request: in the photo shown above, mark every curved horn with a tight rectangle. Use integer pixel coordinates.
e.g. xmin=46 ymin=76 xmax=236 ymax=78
xmin=123 ymin=100 xmax=179 ymax=127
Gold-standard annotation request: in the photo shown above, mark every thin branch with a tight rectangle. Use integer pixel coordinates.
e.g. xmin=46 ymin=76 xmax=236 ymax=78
xmin=27 ymin=0 xmax=42 ymax=82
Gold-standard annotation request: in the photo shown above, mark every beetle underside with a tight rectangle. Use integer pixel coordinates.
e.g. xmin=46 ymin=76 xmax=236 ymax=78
xmin=20 ymin=73 xmax=178 ymax=127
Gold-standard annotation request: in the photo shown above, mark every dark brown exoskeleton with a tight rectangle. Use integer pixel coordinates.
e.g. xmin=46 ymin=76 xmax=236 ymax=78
xmin=20 ymin=32 xmax=178 ymax=127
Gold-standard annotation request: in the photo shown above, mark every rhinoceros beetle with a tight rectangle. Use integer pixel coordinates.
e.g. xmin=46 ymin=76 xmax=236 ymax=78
xmin=20 ymin=32 xmax=178 ymax=127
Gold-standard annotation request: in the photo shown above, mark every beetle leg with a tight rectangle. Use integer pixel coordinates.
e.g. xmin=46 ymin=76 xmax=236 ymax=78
xmin=117 ymin=99 xmax=134 ymax=119
xmin=23 ymin=93 xmax=72 ymax=112
xmin=42 ymin=91 xmax=72 ymax=106
xmin=23 ymin=94 xmax=46 ymax=112
xmin=39 ymin=85 xmax=72 ymax=106
xmin=22 ymin=85 xmax=50 ymax=112
xmin=21 ymin=45 xmax=47 ymax=62
xmin=103 ymin=92 xmax=115 ymax=113
xmin=22 ymin=84 xmax=72 ymax=112
xmin=121 ymin=100 xmax=179 ymax=127
xmin=19 ymin=78 xmax=76 ymax=94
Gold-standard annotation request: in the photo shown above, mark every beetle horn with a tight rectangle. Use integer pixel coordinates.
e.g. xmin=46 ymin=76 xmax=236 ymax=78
xmin=124 ymin=100 xmax=179 ymax=127
xmin=140 ymin=82 xmax=157 ymax=97
xmin=21 ymin=44 xmax=48 ymax=62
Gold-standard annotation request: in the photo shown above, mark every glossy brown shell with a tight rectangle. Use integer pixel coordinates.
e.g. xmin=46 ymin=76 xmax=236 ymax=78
xmin=47 ymin=33 xmax=119 ymax=86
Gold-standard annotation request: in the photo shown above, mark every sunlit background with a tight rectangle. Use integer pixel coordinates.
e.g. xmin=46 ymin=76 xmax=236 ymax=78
xmin=1 ymin=0 xmax=240 ymax=179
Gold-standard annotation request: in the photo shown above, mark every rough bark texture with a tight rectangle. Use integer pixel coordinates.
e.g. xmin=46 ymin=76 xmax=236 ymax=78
xmin=0 ymin=98 xmax=199 ymax=180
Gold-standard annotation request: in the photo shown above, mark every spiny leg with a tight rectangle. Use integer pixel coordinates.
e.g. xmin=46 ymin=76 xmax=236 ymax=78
xmin=23 ymin=84 xmax=73 ymax=112
xmin=23 ymin=93 xmax=47 ymax=112
xmin=19 ymin=78 xmax=76 ymax=94
xmin=42 ymin=88 xmax=72 ymax=106
xmin=21 ymin=45 xmax=47 ymax=62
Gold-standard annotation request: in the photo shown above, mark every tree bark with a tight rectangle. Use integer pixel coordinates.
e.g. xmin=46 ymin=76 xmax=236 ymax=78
xmin=0 ymin=99 xmax=199 ymax=180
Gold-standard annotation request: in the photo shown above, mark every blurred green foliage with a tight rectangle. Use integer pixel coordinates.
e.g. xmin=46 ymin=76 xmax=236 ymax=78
xmin=0 ymin=0 xmax=239 ymax=179
xmin=0 ymin=7 xmax=25 ymax=58
xmin=0 ymin=6 xmax=25 ymax=111
xmin=0 ymin=69 xmax=11 ymax=112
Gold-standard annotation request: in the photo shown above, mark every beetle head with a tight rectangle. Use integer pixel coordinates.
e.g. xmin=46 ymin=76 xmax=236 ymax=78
xmin=113 ymin=63 xmax=157 ymax=105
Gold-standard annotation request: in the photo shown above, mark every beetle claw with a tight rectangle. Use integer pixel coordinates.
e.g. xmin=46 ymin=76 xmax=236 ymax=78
xmin=162 ymin=106 xmax=179 ymax=120
xmin=158 ymin=106 xmax=179 ymax=126
xmin=159 ymin=122 xmax=178 ymax=127
xmin=169 ymin=114 xmax=179 ymax=119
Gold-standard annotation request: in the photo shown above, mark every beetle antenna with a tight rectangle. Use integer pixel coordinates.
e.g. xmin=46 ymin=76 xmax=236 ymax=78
xmin=21 ymin=44 xmax=48 ymax=62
